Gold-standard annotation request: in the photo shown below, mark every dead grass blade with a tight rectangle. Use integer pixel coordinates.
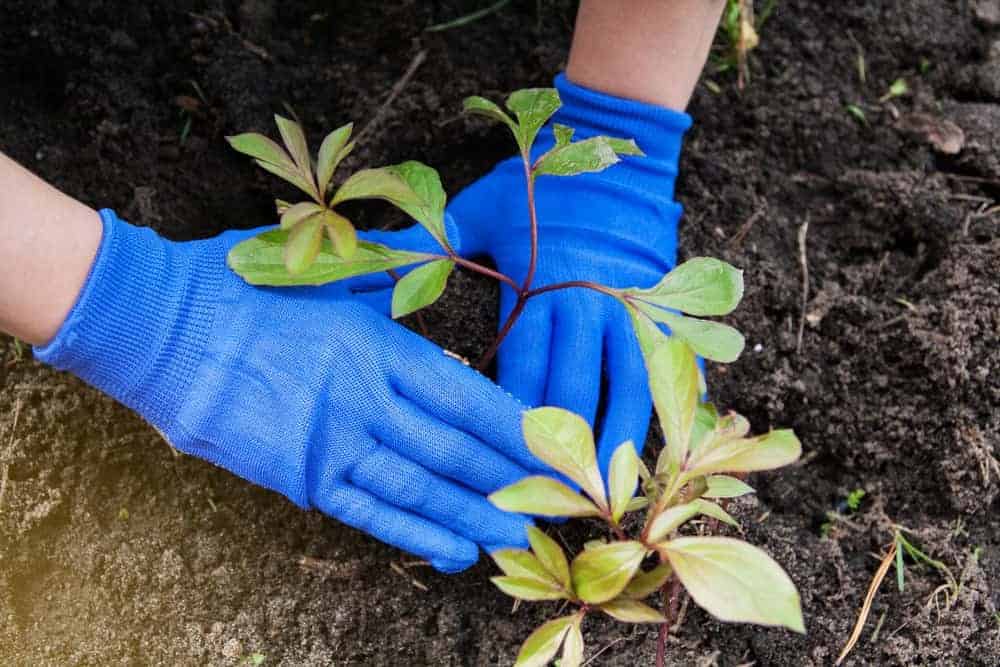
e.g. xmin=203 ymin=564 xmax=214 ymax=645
xmin=836 ymin=540 xmax=897 ymax=665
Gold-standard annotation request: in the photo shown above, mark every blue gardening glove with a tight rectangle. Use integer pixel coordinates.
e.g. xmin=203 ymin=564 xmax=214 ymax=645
xmin=361 ymin=74 xmax=692 ymax=473
xmin=35 ymin=209 xmax=540 ymax=573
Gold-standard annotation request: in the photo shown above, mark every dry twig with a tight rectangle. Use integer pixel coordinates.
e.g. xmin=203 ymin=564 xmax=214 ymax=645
xmin=357 ymin=49 xmax=428 ymax=144
xmin=836 ymin=540 xmax=897 ymax=665
xmin=796 ymin=220 xmax=810 ymax=354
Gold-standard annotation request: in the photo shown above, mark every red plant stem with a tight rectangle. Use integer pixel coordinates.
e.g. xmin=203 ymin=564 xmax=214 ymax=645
xmin=522 ymin=158 xmax=540 ymax=294
xmin=474 ymin=156 xmax=541 ymax=371
xmin=656 ymin=622 xmax=667 ymax=667
xmin=477 ymin=297 xmax=527 ymax=371
xmin=471 ymin=159 xmax=634 ymax=369
xmin=446 ymin=255 xmax=521 ymax=292
xmin=657 ymin=573 xmax=683 ymax=667
xmin=524 ymin=280 xmax=622 ymax=300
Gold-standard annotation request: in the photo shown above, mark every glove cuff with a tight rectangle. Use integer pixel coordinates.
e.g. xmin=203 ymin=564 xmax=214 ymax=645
xmin=548 ymin=73 xmax=692 ymax=200
xmin=34 ymin=209 xmax=223 ymax=433
xmin=553 ymin=73 xmax=692 ymax=159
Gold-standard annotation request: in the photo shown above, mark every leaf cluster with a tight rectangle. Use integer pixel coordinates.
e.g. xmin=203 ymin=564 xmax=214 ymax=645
xmin=227 ymin=88 xmax=647 ymax=320
xmin=227 ymin=117 xmax=457 ymax=317
xmin=488 ymin=262 xmax=804 ymax=665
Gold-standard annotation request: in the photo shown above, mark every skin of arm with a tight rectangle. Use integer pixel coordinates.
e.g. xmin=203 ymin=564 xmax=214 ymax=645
xmin=567 ymin=0 xmax=726 ymax=111
xmin=0 ymin=152 xmax=102 ymax=345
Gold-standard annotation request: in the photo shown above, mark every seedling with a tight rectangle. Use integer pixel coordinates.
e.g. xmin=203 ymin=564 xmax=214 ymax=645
xmin=892 ymin=527 xmax=956 ymax=596
xmin=715 ymin=0 xmax=776 ymax=89
xmin=225 ymin=87 xmax=804 ymax=665
xmin=845 ymin=488 xmax=866 ymax=512
xmin=819 ymin=488 xmax=866 ymax=538
xmin=878 ymin=78 xmax=909 ymax=103
xmin=845 ymin=104 xmax=868 ymax=125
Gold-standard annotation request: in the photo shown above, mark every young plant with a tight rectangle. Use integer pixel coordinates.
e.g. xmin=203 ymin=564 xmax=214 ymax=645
xmin=715 ymin=0 xmax=776 ymax=89
xmin=225 ymin=87 xmax=804 ymax=664
xmin=488 ymin=327 xmax=804 ymax=666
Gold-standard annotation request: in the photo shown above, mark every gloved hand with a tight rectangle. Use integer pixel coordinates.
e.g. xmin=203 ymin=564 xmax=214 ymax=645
xmin=35 ymin=209 xmax=539 ymax=573
xmin=360 ymin=74 xmax=692 ymax=473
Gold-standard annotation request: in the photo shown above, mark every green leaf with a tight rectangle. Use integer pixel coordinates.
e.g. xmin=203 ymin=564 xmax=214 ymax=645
xmin=605 ymin=137 xmax=644 ymax=156
xmin=646 ymin=337 xmax=699 ymax=475
xmin=625 ymin=496 xmax=649 ymax=513
xmin=463 ymin=96 xmax=518 ymax=135
xmin=227 ymin=231 xmax=431 ymax=286
xmin=492 ymin=549 xmax=557 ymax=585
xmin=322 ymin=209 xmax=357 ymax=258
xmin=628 ymin=303 xmax=668 ymax=358
xmin=706 ymin=412 xmax=752 ymax=447
xmin=333 ymin=161 xmax=449 ymax=248
xmin=660 ymin=536 xmax=805 ymax=633
xmin=599 ymin=599 xmax=667 ymax=624
xmin=391 ymin=259 xmax=453 ymax=319
xmin=254 ymin=159 xmax=321 ymax=200
xmin=527 ymin=526 xmax=571 ymax=591
xmin=505 ymin=88 xmax=562 ymax=155
xmin=608 ymin=441 xmax=639 ymax=524
xmin=534 ymin=136 xmax=619 ymax=177
xmin=704 ymin=475 xmax=756 ymax=499
xmin=570 ymin=541 xmax=647 ymax=604
xmin=491 ymin=576 xmax=567 ymax=601
xmin=226 ymin=133 xmax=296 ymax=170
xmin=684 ymin=429 xmax=802 ymax=480
xmin=280 ymin=202 xmax=325 ymax=230
xmin=560 ymin=618 xmax=584 ymax=667
xmin=628 ymin=257 xmax=745 ymax=316
xmin=636 ymin=306 xmax=746 ymax=363
xmin=621 ymin=562 xmax=673 ymax=599
xmin=316 ymin=122 xmax=354 ymax=197
xmin=513 ymin=615 xmax=576 ymax=667
xmin=284 ymin=216 xmax=324 ymax=275
xmin=553 ymin=123 xmax=574 ymax=148
xmin=489 ymin=476 xmax=602 ymax=518
xmin=274 ymin=114 xmax=313 ymax=180
xmin=522 ymin=407 xmax=608 ymax=510
xmin=645 ymin=499 xmax=737 ymax=543
xmin=275 ymin=198 xmax=291 ymax=215
xmin=690 ymin=403 xmax=719 ymax=454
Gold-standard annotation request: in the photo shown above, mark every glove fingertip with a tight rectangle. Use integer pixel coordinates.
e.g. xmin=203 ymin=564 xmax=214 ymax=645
xmin=430 ymin=549 xmax=478 ymax=574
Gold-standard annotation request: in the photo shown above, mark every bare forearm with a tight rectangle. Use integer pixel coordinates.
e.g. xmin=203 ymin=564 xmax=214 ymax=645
xmin=0 ymin=152 xmax=102 ymax=345
xmin=567 ymin=0 xmax=726 ymax=110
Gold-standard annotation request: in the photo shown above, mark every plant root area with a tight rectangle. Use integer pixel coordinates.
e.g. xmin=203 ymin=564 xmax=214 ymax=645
xmin=2 ymin=2 xmax=999 ymax=665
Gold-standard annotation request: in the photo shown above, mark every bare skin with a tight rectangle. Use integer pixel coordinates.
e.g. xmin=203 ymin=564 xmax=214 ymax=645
xmin=567 ymin=0 xmax=726 ymax=111
xmin=0 ymin=1 xmax=724 ymax=345
xmin=0 ymin=152 xmax=101 ymax=345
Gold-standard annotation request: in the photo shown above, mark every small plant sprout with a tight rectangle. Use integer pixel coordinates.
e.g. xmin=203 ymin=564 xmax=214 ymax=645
xmin=845 ymin=104 xmax=868 ymax=126
xmin=716 ymin=0 xmax=775 ymax=89
xmin=225 ymin=87 xmax=805 ymax=664
xmin=878 ymin=77 xmax=909 ymax=103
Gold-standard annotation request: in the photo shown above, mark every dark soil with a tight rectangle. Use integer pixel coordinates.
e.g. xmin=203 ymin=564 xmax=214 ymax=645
xmin=2 ymin=1 xmax=999 ymax=665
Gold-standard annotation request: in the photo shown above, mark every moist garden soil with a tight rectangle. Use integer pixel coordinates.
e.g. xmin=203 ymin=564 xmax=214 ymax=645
xmin=2 ymin=1 xmax=999 ymax=665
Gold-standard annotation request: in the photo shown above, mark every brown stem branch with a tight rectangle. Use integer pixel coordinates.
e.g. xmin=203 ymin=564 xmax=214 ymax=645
xmin=474 ymin=156 xmax=540 ymax=371
xmin=446 ymin=255 xmax=521 ymax=292
xmin=524 ymin=280 xmax=621 ymax=300
xmin=476 ymin=294 xmax=527 ymax=371
xmin=522 ymin=159 xmax=539 ymax=294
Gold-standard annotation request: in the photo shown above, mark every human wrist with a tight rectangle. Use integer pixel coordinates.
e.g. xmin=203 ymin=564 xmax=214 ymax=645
xmin=34 ymin=209 xmax=225 ymax=428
